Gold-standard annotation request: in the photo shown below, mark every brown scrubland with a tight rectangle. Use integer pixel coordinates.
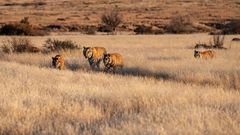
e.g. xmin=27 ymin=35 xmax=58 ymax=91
xmin=0 ymin=34 xmax=239 ymax=134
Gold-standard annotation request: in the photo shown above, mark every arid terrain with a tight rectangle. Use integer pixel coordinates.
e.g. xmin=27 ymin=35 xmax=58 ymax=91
xmin=0 ymin=0 xmax=240 ymax=32
xmin=0 ymin=34 xmax=239 ymax=134
xmin=0 ymin=0 xmax=240 ymax=134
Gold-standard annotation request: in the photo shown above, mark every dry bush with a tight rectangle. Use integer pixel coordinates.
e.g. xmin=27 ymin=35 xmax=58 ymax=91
xmin=43 ymin=38 xmax=80 ymax=52
xmin=134 ymin=25 xmax=152 ymax=34
xmin=0 ymin=17 xmax=46 ymax=36
xmin=82 ymin=26 xmax=97 ymax=35
xmin=210 ymin=34 xmax=226 ymax=49
xmin=194 ymin=35 xmax=226 ymax=49
xmin=1 ymin=38 xmax=40 ymax=53
xmin=66 ymin=25 xmax=81 ymax=32
xmin=166 ymin=15 xmax=196 ymax=34
xmin=194 ymin=42 xmax=212 ymax=49
xmin=21 ymin=2 xmax=47 ymax=7
xmin=222 ymin=20 xmax=240 ymax=34
xmin=3 ymin=2 xmax=46 ymax=7
xmin=134 ymin=25 xmax=164 ymax=35
xmin=101 ymin=9 xmax=122 ymax=33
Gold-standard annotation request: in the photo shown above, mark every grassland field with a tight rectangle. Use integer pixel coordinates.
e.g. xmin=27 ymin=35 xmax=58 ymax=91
xmin=0 ymin=34 xmax=239 ymax=134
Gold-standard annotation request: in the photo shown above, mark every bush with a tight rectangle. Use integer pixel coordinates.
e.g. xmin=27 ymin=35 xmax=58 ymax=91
xmin=166 ymin=15 xmax=196 ymax=34
xmin=43 ymin=39 xmax=80 ymax=52
xmin=82 ymin=26 xmax=97 ymax=35
xmin=0 ymin=17 xmax=45 ymax=36
xmin=134 ymin=25 xmax=164 ymax=34
xmin=134 ymin=25 xmax=152 ymax=34
xmin=0 ymin=23 xmax=32 ymax=36
xmin=194 ymin=43 xmax=213 ymax=49
xmin=1 ymin=38 xmax=40 ymax=53
xmin=222 ymin=20 xmax=240 ymax=34
xmin=101 ymin=9 xmax=122 ymax=33
xmin=210 ymin=34 xmax=226 ymax=49
xmin=97 ymin=25 xmax=112 ymax=33
xmin=194 ymin=35 xmax=227 ymax=49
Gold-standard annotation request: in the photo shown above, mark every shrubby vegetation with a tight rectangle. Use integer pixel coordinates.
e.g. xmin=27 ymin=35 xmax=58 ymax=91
xmin=43 ymin=38 xmax=80 ymax=52
xmin=0 ymin=17 xmax=46 ymax=36
xmin=1 ymin=38 xmax=40 ymax=53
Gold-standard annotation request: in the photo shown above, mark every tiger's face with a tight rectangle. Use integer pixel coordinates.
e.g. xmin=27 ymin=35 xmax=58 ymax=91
xmin=52 ymin=56 xmax=61 ymax=68
xmin=194 ymin=50 xmax=200 ymax=58
xmin=103 ymin=54 xmax=111 ymax=65
xmin=52 ymin=55 xmax=64 ymax=70
xmin=83 ymin=47 xmax=92 ymax=59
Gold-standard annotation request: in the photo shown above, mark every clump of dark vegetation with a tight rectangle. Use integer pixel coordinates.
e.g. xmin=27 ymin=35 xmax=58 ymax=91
xmin=3 ymin=2 xmax=46 ymax=7
xmin=232 ymin=38 xmax=240 ymax=41
xmin=67 ymin=25 xmax=81 ymax=32
xmin=1 ymin=38 xmax=40 ymax=53
xmin=222 ymin=20 xmax=240 ymax=34
xmin=100 ymin=9 xmax=122 ymax=33
xmin=0 ymin=17 xmax=46 ymax=36
xmin=44 ymin=24 xmax=66 ymax=32
xmin=98 ymin=25 xmax=112 ymax=33
xmin=207 ymin=20 xmax=240 ymax=35
xmin=134 ymin=25 xmax=164 ymax=34
xmin=194 ymin=43 xmax=213 ymax=49
xmin=134 ymin=25 xmax=152 ymax=34
xmin=82 ymin=26 xmax=97 ymax=35
xmin=43 ymin=39 xmax=80 ymax=52
xmin=166 ymin=15 xmax=196 ymax=34
xmin=210 ymin=34 xmax=226 ymax=49
xmin=194 ymin=34 xmax=226 ymax=49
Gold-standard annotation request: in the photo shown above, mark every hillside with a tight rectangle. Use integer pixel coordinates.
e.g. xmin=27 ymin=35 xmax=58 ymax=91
xmin=0 ymin=0 xmax=239 ymax=33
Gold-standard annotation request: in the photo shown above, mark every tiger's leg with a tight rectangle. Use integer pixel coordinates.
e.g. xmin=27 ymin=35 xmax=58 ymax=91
xmin=88 ymin=58 xmax=96 ymax=70
xmin=104 ymin=65 xmax=111 ymax=72
xmin=96 ymin=59 xmax=101 ymax=70
xmin=113 ymin=66 xmax=121 ymax=73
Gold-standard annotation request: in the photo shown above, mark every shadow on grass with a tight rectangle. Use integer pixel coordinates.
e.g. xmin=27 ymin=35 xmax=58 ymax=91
xmin=106 ymin=67 xmax=176 ymax=81
xmin=148 ymin=56 xmax=181 ymax=61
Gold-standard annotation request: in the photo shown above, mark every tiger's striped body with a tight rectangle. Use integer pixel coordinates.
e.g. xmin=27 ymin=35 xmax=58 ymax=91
xmin=83 ymin=46 xmax=107 ymax=70
xmin=194 ymin=50 xmax=215 ymax=59
xmin=103 ymin=53 xmax=123 ymax=72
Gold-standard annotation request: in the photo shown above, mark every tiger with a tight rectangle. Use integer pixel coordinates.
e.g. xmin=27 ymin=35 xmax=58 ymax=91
xmin=194 ymin=50 xmax=215 ymax=59
xmin=103 ymin=53 xmax=123 ymax=72
xmin=52 ymin=54 xmax=64 ymax=70
xmin=83 ymin=46 xmax=107 ymax=70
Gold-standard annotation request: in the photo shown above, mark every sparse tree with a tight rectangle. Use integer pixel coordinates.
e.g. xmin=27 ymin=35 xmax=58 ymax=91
xmin=210 ymin=34 xmax=225 ymax=49
xmin=101 ymin=9 xmax=122 ymax=33
xmin=166 ymin=15 xmax=195 ymax=34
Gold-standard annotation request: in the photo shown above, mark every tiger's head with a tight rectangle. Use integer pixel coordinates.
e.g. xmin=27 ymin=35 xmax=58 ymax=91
xmin=52 ymin=55 xmax=62 ymax=68
xmin=194 ymin=50 xmax=200 ymax=58
xmin=83 ymin=46 xmax=93 ymax=59
xmin=103 ymin=53 xmax=112 ymax=65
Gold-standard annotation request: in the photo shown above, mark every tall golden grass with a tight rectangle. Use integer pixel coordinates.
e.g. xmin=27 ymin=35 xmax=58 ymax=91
xmin=0 ymin=34 xmax=239 ymax=134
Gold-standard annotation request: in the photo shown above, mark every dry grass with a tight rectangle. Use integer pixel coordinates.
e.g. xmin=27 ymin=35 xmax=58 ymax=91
xmin=0 ymin=34 xmax=240 ymax=134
